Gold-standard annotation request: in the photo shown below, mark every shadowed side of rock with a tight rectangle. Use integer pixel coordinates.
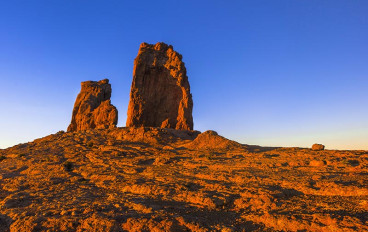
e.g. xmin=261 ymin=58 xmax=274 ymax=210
xmin=67 ymin=79 xmax=118 ymax=132
xmin=126 ymin=42 xmax=193 ymax=130
xmin=110 ymin=127 xmax=200 ymax=146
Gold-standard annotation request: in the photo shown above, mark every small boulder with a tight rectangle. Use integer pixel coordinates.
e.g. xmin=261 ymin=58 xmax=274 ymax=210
xmin=312 ymin=144 xmax=325 ymax=151
xmin=309 ymin=160 xmax=326 ymax=167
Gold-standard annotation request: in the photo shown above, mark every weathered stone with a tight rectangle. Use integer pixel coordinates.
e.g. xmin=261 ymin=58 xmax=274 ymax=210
xmin=309 ymin=160 xmax=326 ymax=167
xmin=67 ymin=79 xmax=118 ymax=132
xmin=126 ymin=42 xmax=193 ymax=130
xmin=312 ymin=144 xmax=325 ymax=151
xmin=186 ymin=130 xmax=244 ymax=150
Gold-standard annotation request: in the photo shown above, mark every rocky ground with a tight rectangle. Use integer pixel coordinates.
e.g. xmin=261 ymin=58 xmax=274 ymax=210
xmin=0 ymin=127 xmax=367 ymax=231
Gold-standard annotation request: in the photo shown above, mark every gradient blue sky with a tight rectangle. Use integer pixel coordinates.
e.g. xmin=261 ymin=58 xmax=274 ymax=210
xmin=0 ymin=0 xmax=367 ymax=150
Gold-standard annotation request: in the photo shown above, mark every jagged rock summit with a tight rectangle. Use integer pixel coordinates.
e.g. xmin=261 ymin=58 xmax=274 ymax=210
xmin=126 ymin=42 xmax=194 ymax=130
xmin=67 ymin=79 xmax=118 ymax=132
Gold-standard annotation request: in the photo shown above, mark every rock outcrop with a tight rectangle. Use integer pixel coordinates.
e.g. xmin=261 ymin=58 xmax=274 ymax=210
xmin=67 ymin=79 xmax=118 ymax=132
xmin=126 ymin=42 xmax=193 ymax=130
xmin=186 ymin=130 xmax=244 ymax=150
xmin=312 ymin=144 xmax=325 ymax=151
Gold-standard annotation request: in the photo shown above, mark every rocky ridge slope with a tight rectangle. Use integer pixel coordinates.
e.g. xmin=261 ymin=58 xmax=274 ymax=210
xmin=0 ymin=128 xmax=367 ymax=231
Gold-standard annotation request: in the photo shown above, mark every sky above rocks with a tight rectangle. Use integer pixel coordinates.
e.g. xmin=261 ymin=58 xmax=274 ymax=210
xmin=0 ymin=0 xmax=367 ymax=149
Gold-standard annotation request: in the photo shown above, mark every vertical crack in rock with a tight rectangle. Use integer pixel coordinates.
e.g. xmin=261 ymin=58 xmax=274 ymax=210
xmin=126 ymin=42 xmax=194 ymax=130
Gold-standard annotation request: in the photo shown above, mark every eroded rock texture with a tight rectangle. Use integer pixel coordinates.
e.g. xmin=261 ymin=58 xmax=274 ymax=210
xmin=1 ymin=128 xmax=367 ymax=231
xmin=67 ymin=79 xmax=118 ymax=132
xmin=126 ymin=42 xmax=193 ymax=130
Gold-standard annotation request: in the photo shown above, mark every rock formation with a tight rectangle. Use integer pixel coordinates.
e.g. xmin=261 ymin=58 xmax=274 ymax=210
xmin=312 ymin=143 xmax=325 ymax=151
xmin=186 ymin=130 xmax=244 ymax=150
xmin=67 ymin=79 xmax=118 ymax=132
xmin=126 ymin=42 xmax=193 ymax=130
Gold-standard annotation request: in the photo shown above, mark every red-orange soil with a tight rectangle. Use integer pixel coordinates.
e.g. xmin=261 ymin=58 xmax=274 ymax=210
xmin=0 ymin=128 xmax=367 ymax=231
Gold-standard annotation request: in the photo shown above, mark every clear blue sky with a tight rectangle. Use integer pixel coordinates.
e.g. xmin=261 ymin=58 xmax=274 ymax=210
xmin=0 ymin=0 xmax=367 ymax=150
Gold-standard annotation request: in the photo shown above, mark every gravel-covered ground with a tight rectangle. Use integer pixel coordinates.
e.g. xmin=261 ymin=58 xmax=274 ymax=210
xmin=0 ymin=127 xmax=367 ymax=231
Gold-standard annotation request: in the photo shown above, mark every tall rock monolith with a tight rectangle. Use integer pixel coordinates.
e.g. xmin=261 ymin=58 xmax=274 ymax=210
xmin=126 ymin=42 xmax=193 ymax=130
xmin=67 ymin=79 xmax=118 ymax=132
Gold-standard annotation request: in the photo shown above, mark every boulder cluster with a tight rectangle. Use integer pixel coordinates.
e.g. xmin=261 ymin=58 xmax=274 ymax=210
xmin=68 ymin=42 xmax=194 ymax=132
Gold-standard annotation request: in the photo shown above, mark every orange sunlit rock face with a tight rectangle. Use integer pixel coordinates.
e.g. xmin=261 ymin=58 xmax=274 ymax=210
xmin=126 ymin=42 xmax=193 ymax=130
xmin=67 ymin=79 xmax=118 ymax=132
xmin=0 ymin=127 xmax=367 ymax=231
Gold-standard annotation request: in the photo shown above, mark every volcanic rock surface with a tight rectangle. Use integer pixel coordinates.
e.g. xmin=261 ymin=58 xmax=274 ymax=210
xmin=126 ymin=42 xmax=193 ymax=130
xmin=67 ymin=79 xmax=118 ymax=132
xmin=0 ymin=128 xmax=367 ymax=231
